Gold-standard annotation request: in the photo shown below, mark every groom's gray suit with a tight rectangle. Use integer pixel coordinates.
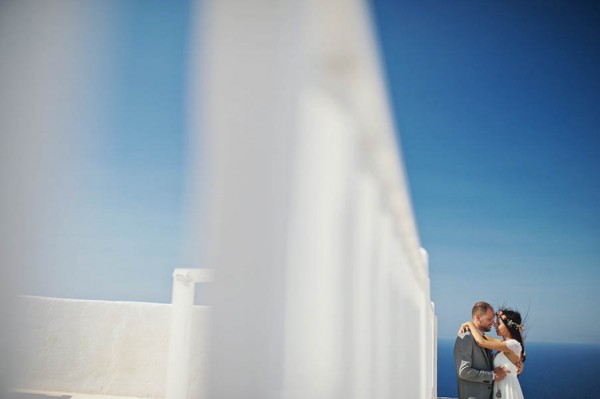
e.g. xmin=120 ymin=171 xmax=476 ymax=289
xmin=454 ymin=330 xmax=494 ymax=399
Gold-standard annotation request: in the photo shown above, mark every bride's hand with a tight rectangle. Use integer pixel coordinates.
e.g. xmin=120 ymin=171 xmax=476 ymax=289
xmin=458 ymin=322 xmax=471 ymax=334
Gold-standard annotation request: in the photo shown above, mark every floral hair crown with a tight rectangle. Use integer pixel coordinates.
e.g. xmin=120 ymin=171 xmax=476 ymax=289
xmin=496 ymin=310 xmax=524 ymax=332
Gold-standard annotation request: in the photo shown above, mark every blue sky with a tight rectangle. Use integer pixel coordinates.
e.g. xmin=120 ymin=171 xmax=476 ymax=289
xmin=24 ymin=1 xmax=191 ymax=301
xmin=23 ymin=1 xmax=599 ymax=344
xmin=372 ymin=0 xmax=600 ymax=343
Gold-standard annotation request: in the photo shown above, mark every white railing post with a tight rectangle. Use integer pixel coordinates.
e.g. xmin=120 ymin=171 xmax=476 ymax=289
xmin=432 ymin=302 xmax=438 ymax=399
xmin=373 ymin=212 xmax=392 ymax=399
xmin=350 ymin=172 xmax=377 ymax=399
xmin=166 ymin=268 xmax=212 ymax=399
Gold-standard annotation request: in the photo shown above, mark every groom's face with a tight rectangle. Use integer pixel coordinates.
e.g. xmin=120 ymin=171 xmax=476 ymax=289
xmin=478 ymin=308 xmax=495 ymax=332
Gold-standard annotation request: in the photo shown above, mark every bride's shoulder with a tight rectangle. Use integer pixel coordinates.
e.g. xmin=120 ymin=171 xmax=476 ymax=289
xmin=505 ymin=339 xmax=522 ymax=356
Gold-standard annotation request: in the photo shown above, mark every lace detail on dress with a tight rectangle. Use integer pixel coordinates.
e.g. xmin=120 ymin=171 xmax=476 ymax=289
xmin=505 ymin=339 xmax=522 ymax=357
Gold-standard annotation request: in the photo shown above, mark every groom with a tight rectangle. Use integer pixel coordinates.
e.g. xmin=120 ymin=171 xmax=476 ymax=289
xmin=454 ymin=301 xmax=507 ymax=399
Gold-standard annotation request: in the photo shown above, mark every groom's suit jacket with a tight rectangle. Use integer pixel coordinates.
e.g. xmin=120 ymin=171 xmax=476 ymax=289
xmin=454 ymin=331 xmax=495 ymax=399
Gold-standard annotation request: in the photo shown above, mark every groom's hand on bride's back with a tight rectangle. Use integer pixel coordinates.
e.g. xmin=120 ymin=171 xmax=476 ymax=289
xmin=516 ymin=360 xmax=524 ymax=375
xmin=493 ymin=366 xmax=509 ymax=381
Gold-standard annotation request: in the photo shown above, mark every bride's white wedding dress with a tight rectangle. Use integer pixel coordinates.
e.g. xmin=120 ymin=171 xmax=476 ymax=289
xmin=493 ymin=339 xmax=524 ymax=399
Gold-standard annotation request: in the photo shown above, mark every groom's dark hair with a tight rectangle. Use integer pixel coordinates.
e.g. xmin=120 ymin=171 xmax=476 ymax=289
xmin=471 ymin=301 xmax=492 ymax=317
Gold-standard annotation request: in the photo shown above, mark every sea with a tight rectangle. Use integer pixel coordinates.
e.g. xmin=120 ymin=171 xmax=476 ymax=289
xmin=437 ymin=339 xmax=600 ymax=399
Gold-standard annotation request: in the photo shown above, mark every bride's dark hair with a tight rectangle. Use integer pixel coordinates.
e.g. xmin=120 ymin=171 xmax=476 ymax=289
xmin=497 ymin=307 xmax=527 ymax=362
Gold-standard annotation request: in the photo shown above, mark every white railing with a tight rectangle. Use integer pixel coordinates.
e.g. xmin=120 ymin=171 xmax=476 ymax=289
xmin=181 ymin=0 xmax=438 ymax=398
xmin=166 ymin=268 xmax=213 ymax=399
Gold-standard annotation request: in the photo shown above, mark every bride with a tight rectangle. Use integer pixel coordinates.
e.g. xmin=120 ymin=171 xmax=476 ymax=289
xmin=460 ymin=308 xmax=526 ymax=399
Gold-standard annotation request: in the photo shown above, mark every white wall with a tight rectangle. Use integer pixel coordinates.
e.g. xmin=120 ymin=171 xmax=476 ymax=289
xmin=188 ymin=1 xmax=437 ymax=398
xmin=16 ymin=296 xmax=209 ymax=399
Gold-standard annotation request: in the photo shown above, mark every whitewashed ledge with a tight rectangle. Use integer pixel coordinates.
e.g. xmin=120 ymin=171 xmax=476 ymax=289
xmin=12 ymin=392 xmax=457 ymax=399
xmin=13 ymin=296 xmax=209 ymax=399
xmin=10 ymin=391 xmax=147 ymax=399
xmin=13 ymin=296 xmax=437 ymax=398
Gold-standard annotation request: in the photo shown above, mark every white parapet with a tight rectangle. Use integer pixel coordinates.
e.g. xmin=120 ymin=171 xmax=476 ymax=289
xmin=16 ymin=296 xmax=209 ymax=399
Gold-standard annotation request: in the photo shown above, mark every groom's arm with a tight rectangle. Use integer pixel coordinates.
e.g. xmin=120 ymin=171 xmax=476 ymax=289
xmin=517 ymin=359 xmax=524 ymax=375
xmin=454 ymin=334 xmax=494 ymax=384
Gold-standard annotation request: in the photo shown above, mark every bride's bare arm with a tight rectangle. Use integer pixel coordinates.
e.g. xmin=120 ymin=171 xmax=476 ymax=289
xmin=459 ymin=322 xmax=501 ymax=342
xmin=466 ymin=322 xmax=507 ymax=351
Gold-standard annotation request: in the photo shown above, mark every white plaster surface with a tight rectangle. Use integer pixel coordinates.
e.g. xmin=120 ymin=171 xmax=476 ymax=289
xmin=15 ymin=296 xmax=209 ymax=399
xmin=12 ymin=389 xmax=148 ymax=399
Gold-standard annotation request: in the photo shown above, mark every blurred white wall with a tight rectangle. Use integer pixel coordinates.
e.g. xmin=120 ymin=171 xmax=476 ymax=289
xmin=0 ymin=1 xmax=105 ymax=394
xmin=188 ymin=1 xmax=437 ymax=398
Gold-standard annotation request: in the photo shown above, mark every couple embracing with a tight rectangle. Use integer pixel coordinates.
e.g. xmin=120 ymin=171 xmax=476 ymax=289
xmin=454 ymin=301 xmax=526 ymax=399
